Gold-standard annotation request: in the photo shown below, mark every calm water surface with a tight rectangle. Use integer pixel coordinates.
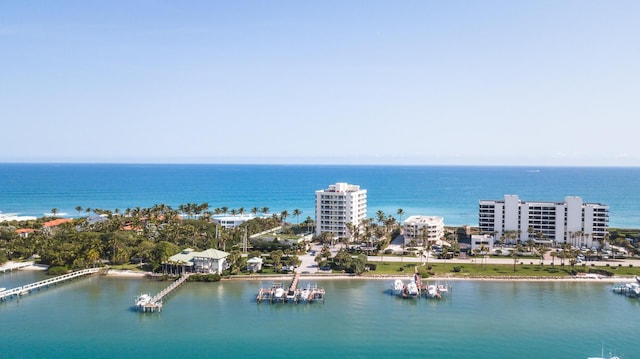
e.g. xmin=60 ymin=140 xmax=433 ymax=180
xmin=1 ymin=271 xmax=638 ymax=358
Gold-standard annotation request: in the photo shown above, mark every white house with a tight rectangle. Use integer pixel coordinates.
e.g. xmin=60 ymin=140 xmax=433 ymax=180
xmin=165 ymin=248 xmax=230 ymax=274
xmin=212 ymin=215 xmax=252 ymax=229
xmin=246 ymin=257 xmax=264 ymax=272
xmin=470 ymin=234 xmax=494 ymax=254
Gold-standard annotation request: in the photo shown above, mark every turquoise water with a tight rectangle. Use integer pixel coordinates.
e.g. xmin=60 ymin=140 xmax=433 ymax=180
xmin=1 ymin=271 xmax=638 ymax=358
xmin=1 ymin=164 xmax=639 ymax=227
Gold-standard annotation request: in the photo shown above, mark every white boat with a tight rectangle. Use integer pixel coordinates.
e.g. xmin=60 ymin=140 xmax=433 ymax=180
xmin=299 ymin=284 xmax=312 ymax=302
xmin=437 ymin=282 xmax=449 ymax=294
xmin=135 ymin=294 xmax=151 ymax=309
xmin=403 ymin=281 xmax=419 ymax=298
xmin=587 ymin=345 xmax=620 ymax=359
xmin=635 ymin=275 xmax=640 ymax=284
xmin=426 ymin=284 xmax=441 ymax=299
xmin=274 ymin=287 xmax=285 ymax=299
xmin=392 ymin=279 xmax=404 ymax=295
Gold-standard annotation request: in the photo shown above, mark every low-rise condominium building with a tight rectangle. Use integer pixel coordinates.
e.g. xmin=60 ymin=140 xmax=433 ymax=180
xmin=479 ymin=195 xmax=609 ymax=248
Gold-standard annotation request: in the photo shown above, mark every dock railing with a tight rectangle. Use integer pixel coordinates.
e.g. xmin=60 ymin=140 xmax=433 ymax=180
xmin=0 ymin=268 xmax=100 ymax=301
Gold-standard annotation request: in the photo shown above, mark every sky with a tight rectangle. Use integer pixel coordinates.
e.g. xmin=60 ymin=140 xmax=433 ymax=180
xmin=1 ymin=1 xmax=639 ymax=166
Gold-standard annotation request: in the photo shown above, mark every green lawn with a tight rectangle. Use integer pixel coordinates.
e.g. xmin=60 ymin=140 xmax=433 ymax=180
xmin=363 ymin=261 xmax=640 ymax=278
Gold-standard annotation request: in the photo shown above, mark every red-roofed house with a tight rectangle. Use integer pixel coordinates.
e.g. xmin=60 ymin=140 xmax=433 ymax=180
xmin=42 ymin=218 xmax=73 ymax=227
xmin=41 ymin=218 xmax=73 ymax=235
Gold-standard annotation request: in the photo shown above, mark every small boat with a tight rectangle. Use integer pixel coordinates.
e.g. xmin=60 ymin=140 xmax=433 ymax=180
xmin=402 ymin=281 xmax=419 ymax=298
xmin=437 ymin=282 xmax=449 ymax=294
xmin=299 ymin=283 xmax=312 ymax=302
xmin=426 ymin=284 xmax=441 ymax=299
xmin=587 ymin=345 xmax=620 ymax=359
xmin=635 ymin=275 xmax=640 ymax=284
xmin=391 ymin=279 xmax=404 ymax=295
xmin=135 ymin=294 xmax=151 ymax=309
xmin=271 ymin=282 xmax=285 ymax=302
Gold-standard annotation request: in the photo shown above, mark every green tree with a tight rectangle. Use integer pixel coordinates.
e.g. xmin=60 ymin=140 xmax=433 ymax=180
xmin=396 ymin=208 xmax=405 ymax=225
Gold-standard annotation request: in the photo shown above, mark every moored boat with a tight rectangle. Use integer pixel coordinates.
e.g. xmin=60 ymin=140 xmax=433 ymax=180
xmin=426 ymin=284 xmax=441 ymax=299
xmin=392 ymin=279 xmax=404 ymax=295
xmin=402 ymin=281 xmax=419 ymax=298
xmin=135 ymin=293 xmax=151 ymax=309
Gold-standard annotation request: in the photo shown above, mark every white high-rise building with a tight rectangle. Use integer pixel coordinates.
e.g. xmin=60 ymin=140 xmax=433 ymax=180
xmin=315 ymin=182 xmax=367 ymax=238
xmin=403 ymin=215 xmax=444 ymax=245
xmin=479 ymin=195 xmax=609 ymax=247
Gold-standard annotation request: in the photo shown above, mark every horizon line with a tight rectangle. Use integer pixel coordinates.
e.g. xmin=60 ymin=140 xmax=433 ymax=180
xmin=0 ymin=161 xmax=639 ymax=168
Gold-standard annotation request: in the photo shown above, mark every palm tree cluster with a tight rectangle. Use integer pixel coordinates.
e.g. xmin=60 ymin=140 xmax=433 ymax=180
xmin=0 ymin=203 xmax=309 ymax=272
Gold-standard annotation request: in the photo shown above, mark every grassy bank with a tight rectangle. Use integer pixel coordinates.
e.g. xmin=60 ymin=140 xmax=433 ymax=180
xmin=362 ymin=262 xmax=640 ymax=278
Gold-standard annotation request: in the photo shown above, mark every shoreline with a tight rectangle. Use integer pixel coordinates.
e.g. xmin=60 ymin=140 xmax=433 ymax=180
xmin=4 ymin=262 xmax=637 ymax=283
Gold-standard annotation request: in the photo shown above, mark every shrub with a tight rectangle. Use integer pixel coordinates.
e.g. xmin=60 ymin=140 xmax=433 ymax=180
xmin=188 ymin=273 xmax=221 ymax=282
xmin=366 ymin=263 xmax=377 ymax=271
xmin=629 ymin=264 xmax=634 ymax=268
xmin=47 ymin=266 xmax=68 ymax=275
xmin=452 ymin=266 xmax=463 ymax=273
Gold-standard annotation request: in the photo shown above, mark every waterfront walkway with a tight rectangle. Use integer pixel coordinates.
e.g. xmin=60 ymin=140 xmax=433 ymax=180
xmin=0 ymin=268 xmax=101 ymax=301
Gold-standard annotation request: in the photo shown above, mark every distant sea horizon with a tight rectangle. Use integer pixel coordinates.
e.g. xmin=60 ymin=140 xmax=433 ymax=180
xmin=1 ymin=163 xmax=639 ymax=228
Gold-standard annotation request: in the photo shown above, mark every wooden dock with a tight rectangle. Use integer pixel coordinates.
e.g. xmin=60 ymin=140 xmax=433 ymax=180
xmin=286 ymin=272 xmax=300 ymax=300
xmin=139 ymin=273 xmax=191 ymax=312
xmin=0 ymin=268 xmax=101 ymax=301
xmin=612 ymin=282 xmax=640 ymax=298
xmin=257 ymin=273 xmax=325 ymax=304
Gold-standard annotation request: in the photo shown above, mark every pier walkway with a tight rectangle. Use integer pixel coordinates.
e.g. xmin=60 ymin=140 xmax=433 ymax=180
xmin=140 ymin=273 xmax=191 ymax=312
xmin=0 ymin=268 xmax=101 ymax=301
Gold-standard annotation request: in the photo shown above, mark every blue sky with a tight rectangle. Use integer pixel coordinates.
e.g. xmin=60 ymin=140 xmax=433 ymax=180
xmin=1 ymin=1 xmax=639 ymax=166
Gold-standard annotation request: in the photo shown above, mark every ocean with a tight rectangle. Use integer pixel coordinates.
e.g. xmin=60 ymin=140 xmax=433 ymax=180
xmin=1 ymin=164 xmax=639 ymax=228
xmin=1 ymin=270 xmax=638 ymax=359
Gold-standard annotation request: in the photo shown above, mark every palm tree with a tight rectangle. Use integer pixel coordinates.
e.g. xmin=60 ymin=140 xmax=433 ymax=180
xmin=261 ymin=207 xmax=269 ymax=216
xmin=304 ymin=216 xmax=314 ymax=234
xmin=376 ymin=210 xmax=385 ymax=226
xmin=75 ymin=206 xmax=83 ymax=217
xmin=251 ymin=207 xmax=259 ymax=217
xmin=480 ymin=243 xmax=489 ymax=268
xmin=293 ymin=209 xmax=302 ymax=225
xmin=396 ymin=208 xmax=405 ymax=226
xmin=280 ymin=210 xmax=289 ymax=226
xmin=51 ymin=208 xmax=58 ymax=217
